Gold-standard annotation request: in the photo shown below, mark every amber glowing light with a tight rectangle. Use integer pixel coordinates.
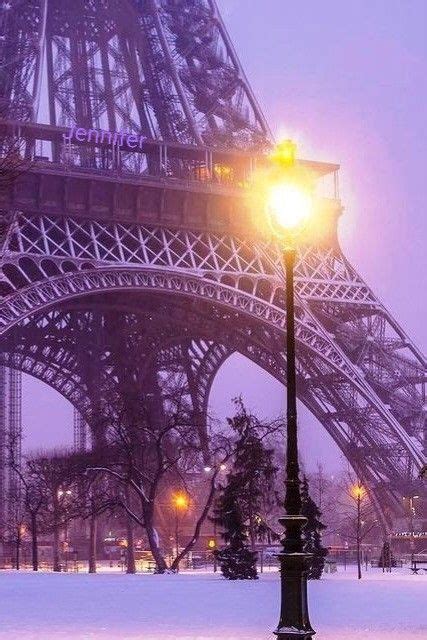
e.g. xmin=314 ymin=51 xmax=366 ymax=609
xmin=267 ymin=139 xmax=314 ymax=234
xmin=351 ymin=484 xmax=366 ymax=500
xmin=173 ymin=492 xmax=189 ymax=510
xmin=267 ymin=182 xmax=313 ymax=232
xmin=270 ymin=139 xmax=297 ymax=167
xmin=249 ymin=139 xmax=315 ymax=239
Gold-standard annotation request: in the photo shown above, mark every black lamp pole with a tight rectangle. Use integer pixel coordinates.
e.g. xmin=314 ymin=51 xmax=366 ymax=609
xmin=175 ymin=506 xmax=180 ymax=573
xmin=274 ymin=245 xmax=315 ymax=639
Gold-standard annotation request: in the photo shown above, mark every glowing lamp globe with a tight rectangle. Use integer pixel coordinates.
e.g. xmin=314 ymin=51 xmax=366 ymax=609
xmin=173 ymin=493 xmax=188 ymax=509
xmin=267 ymin=183 xmax=313 ymax=233
xmin=351 ymin=485 xmax=366 ymax=500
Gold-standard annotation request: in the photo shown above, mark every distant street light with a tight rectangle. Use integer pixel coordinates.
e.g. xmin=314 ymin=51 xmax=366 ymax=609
xmin=57 ymin=489 xmax=72 ymax=498
xmin=265 ymin=140 xmax=315 ymax=639
xmin=173 ymin=493 xmax=189 ymax=511
xmin=403 ymin=494 xmax=420 ymax=563
xmin=351 ymin=483 xmax=366 ymax=580
xmin=172 ymin=492 xmax=189 ymax=571
xmin=203 ymin=462 xmax=228 ymax=572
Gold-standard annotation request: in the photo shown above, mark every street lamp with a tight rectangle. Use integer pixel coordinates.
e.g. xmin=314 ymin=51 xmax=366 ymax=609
xmin=404 ymin=494 xmax=420 ymax=563
xmin=266 ymin=140 xmax=315 ymax=640
xmin=172 ymin=492 xmax=189 ymax=571
xmin=351 ymin=483 xmax=366 ymax=579
xmin=57 ymin=488 xmax=72 ymax=543
xmin=203 ymin=462 xmax=227 ymax=572
xmin=57 ymin=489 xmax=72 ymax=498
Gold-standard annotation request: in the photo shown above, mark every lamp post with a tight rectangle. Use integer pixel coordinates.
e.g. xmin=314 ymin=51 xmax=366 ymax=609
xmin=57 ymin=488 xmax=72 ymax=564
xmin=172 ymin=492 xmax=189 ymax=572
xmin=405 ymin=494 xmax=419 ymax=563
xmin=204 ymin=462 xmax=227 ymax=572
xmin=351 ymin=483 xmax=365 ymax=580
xmin=265 ymin=140 xmax=315 ymax=639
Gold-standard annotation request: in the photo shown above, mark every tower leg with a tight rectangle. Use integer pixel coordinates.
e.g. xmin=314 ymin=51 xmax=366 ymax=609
xmin=0 ymin=366 xmax=6 ymax=538
xmin=73 ymin=409 xmax=88 ymax=452
xmin=0 ymin=366 xmax=22 ymax=548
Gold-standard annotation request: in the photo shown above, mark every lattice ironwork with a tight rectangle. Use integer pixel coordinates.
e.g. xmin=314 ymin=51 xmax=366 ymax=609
xmin=0 ymin=237 xmax=425 ymax=522
xmin=0 ymin=0 xmax=425 ymax=529
xmin=0 ymin=364 xmax=22 ymax=535
xmin=1 ymin=0 xmax=270 ymax=149
xmin=73 ymin=408 xmax=89 ymax=451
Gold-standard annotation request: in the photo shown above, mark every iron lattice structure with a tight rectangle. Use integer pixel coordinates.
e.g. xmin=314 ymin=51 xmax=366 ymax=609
xmin=0 ymin=0 xmax=425 ymax=529
xmin=0 ymin=365 xmax=22 ymax=535
xmin=73 ymin=407 xmax=89 ymax=452
xmin=0 ymin=0 xmax=270 ymax=147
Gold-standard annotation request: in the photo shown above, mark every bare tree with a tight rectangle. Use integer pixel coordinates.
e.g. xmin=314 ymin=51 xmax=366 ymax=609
xmin=87 ymin=387 xmax=285 ymax=574
xmin=87 ymin=377 xmax=233 ymax=573
xmin=331 ymin=469 xmax=381 ymax=579
xmin=26 ymin=449 xmax=81 ymax=572
xmin=2 ymin=481 xmax=26 ymax=570
xmin=85 ymin=478 xmax=116 ymax=574
xmin=306 ymin=462 xmax=339 ymax=546
xmin=8 ymin=433 xmax=45 ymax=571
xmin=71 ymin=455 xmax=117 ymax=574
xmin=310 ymin=462 xmax=329 ymax=511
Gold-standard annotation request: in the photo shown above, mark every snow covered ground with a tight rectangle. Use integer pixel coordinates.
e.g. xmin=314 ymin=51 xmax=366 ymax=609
xmin=0 ymin=568 xmax=425 ymax=639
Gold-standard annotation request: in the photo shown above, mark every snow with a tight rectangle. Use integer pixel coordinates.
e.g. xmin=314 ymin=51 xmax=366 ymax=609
xmin=0 ymin=568 xmax=425 ymax=639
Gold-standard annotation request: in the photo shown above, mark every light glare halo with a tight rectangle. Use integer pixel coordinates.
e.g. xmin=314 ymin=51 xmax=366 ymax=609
xmin=267 ymin=183 xmax=313 ymax=231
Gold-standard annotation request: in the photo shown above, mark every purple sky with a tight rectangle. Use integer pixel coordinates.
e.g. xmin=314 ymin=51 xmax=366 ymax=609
xmin=23 ymin=1 xmax=427 ymax=472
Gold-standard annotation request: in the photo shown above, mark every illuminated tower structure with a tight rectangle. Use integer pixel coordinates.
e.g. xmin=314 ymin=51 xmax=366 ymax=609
xmin=0 ymin=0 xmax=425 ymax=530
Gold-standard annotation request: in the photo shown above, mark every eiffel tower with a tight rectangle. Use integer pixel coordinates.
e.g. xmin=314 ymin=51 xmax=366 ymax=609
xmin=0 ymin=0 xmax=425 ymax=532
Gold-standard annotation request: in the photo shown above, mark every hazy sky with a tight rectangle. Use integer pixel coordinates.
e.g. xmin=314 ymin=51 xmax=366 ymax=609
xmin=23 ymin=1 xmax=426 ymax=472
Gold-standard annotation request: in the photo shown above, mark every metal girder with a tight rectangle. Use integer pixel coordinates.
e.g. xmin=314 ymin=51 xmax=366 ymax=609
xmin=1 ymin=0 xmax=270 ymax=149
xmin=73 ymin=408 xmax=89 ymax=452
xmin=1 ymin=215 xmax=424 ymax=465
xmin=0 ymin=0 xmax=425 ymax=529
xmin=0 ymin=300 xmax=228 ymax=433
xmin=0 ymin=0 xmax=47 ymax=120
xmin=0 ymin=270 xmax=424 ymax=523
xmin=157 ymin=337 xmax=230 ymax=455
xmin=0 ymin=364 xmax=22 ymax=535
xmin=1 ymin=216 xmax=424 ymax=459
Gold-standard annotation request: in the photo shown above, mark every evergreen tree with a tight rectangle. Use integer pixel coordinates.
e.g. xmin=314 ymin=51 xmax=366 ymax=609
xmin=210 ymin=399 xmax=281 ymax=580
xmin=226 ymin=398 xmax=279 ymax=550
xmin=378 ymin=541 xmax=396 ymax=568
xmin=212 ymin=479 xmax=258 ymax=580
xmin=301 ymin=476 xmax=328 ymax=579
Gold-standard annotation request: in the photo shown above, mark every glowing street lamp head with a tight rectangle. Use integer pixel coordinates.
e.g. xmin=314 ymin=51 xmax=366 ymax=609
xmin=173 ymin=492 xmax=189 ymax=510
xmin=267 ymin=182 xmax=313 ymax=233
xmin=270 ymin=139 xmax=297 ymax=167
xmin=351 ymin=484 xmax=366 ymax=500
xmin=264 ymin=140 xmax=314 ymax=238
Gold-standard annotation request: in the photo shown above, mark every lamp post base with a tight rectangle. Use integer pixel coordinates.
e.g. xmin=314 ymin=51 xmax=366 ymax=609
xmin=274 ymin=516 xmax=315 ymax=640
